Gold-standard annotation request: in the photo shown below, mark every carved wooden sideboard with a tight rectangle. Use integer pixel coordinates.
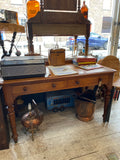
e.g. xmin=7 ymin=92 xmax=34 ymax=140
xmin=27 ymin=0 xmax=91 ymax=56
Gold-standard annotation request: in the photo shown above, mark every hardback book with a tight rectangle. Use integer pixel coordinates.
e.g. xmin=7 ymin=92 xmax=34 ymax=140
xmin=73 ymin=56 xmax=97 ymax=66
xmin=73 ymin=56 xmax=97 ymax=63
xmin=78 ymin=64 xmax=103 ymax=70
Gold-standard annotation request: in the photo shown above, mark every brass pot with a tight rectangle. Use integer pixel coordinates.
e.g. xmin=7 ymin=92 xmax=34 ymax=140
xmin=75 ymin=99 xmax=95 ymax=122
xmin=21 ymin=109 xmax=43 ymax=129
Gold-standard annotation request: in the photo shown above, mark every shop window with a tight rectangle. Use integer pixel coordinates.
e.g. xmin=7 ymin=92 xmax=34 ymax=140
xmin=80 ymin=0 xmax=89 ymax=8
xmin=19 ymin=18 xmax=27 ymax=26
xmin=11 ymin=0 xmax=23 ymax=5
xmin=103 ymin=0 xmax=110 ymax=10
xmin=102 ymin=17 xmax=112 ymax=33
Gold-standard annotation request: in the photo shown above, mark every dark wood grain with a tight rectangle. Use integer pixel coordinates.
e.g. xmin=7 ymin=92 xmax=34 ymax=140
xmin=0 ymin=88 xmax=10 ymax=149
xmin=44 ymin=0 xmax=77 ymax=11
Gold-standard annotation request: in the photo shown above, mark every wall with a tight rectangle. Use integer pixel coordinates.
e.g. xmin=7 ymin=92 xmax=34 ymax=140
xmin=88 ymin=0 xmax=113 ymax=36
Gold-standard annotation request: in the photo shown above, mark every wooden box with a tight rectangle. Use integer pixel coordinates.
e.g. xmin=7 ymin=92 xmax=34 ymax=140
xmin=48 ymin=49 xmax=65 ymax=66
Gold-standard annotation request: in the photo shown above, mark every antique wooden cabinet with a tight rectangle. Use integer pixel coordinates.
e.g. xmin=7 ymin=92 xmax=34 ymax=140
xmin=0 ymin=87 xmax=10 ymax=150
xmin=27 ymin=0 xmax=91 ymax=56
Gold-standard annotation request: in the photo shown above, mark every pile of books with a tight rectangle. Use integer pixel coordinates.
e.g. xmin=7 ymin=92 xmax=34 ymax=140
xmin=73 ymin=56 xmax=103 ymax=70
xmin=73 ymin=56 xmax=97 ymax=66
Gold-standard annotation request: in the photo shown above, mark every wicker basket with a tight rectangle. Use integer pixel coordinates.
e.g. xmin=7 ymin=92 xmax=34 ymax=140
xmin=97 ymin=55 xmax=119 ymax=81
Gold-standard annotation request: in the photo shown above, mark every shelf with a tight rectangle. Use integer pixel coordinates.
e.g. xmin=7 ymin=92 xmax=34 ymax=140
xmin=27 ymin=10 xmax=90 ymax=36
xmin=0 ymin=23 xmax=25 ymax=33
xmin=30 ymin=24 xmax=89 ymax=36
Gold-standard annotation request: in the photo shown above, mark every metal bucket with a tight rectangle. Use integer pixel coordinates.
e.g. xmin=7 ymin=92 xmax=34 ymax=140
xmin=75 ymin=99 xmax=96 ymax=122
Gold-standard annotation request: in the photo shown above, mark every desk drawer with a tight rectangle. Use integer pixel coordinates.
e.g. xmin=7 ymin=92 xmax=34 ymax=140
xmin=67 ymin=78 xmax=81 ymax=88
xmin=12 ymin=80 xmax=66 ymax=95
xmin=67 ymin=75 xmax=109 ymax=88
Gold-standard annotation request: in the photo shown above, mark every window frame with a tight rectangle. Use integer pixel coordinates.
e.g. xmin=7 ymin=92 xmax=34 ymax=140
xmin=11 ymin=0 xmax=23 ymax=5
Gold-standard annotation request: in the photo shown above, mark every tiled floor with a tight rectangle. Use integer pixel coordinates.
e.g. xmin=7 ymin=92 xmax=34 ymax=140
xmin=0 ymin=99 xmax=120 ymax=160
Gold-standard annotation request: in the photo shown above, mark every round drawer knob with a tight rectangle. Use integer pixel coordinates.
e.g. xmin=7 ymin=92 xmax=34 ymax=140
xmin=23 ymin=87 xmax=27 ymax=91
xmin=52 ymin=84 xmax=56 ymax=88
xmin=75 ymin=81 xmax=79 ymax=85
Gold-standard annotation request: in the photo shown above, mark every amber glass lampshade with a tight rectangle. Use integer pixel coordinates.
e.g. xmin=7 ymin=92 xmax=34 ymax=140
xmin=27 ymin=0 xmax=40 ymax=20
xmin=81 ymin=1 xmax=88 ymax=19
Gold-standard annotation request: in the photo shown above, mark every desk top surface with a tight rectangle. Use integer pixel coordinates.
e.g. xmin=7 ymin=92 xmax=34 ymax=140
xmin=0 ymin=64 xmax=116 ymax=85
xmin=0 ymin=23 xmax=25 ymax=33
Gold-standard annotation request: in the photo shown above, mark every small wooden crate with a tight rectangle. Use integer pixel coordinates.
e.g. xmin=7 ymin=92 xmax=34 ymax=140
xmin=48 ymin=49 xmax=65 ymax=66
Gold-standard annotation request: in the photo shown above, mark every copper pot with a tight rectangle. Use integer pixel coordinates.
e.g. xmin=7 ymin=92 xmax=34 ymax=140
xmin=75 ymin=99 xmax=95 ymax=122
xmin=21 ymin=109 xmax=43 ymax=129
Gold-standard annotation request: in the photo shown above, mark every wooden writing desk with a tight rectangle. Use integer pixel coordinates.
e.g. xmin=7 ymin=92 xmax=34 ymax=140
xmin=0 ymin=64 xmax=116 ymax=143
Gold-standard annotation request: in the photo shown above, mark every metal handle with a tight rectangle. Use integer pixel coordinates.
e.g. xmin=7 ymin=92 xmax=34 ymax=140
xmin=75 ymin=81 xmax=80 ymax=85
xmin=98 ymin=78 xmax=102 ymax=87
xmin=52 ymin=83 xmax=56 ymax=88
xmin=23 ymin=86 xmax=27 ymax=91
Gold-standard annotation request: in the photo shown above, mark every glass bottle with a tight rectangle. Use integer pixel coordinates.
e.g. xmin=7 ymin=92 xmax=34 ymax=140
xmin=81 ymin=1 xmax=88 ymax=19
xmin=27 ymin=0 xmax=40 ymax=20
xmin=16 ymin=13 xmax=19 ymax=25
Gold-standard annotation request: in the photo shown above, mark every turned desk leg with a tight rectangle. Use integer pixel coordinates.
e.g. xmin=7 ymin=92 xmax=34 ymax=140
xmin=85 ymin=23 xmax=90 ymax=56
xmin=103 ymin=85 xmax=113 ymax=122
xmin=8 ymin=107 xmax=18 ymax=143
xmin=27 ymin=23 xmax=34 ymax=54
xmin=3 ymin=86 xmax=18 ymax=143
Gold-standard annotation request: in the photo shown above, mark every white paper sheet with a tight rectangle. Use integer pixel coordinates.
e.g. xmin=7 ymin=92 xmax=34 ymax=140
xmin=48 ymin=65 xmax=78 ymax=76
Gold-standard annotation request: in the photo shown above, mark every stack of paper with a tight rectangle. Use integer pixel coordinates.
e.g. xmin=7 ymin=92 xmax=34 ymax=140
xmin=48 ymin=65 xmax=78 ymax=76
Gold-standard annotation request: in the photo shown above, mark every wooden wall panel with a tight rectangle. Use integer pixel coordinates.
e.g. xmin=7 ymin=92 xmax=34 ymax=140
xmin=44 ymin=0 xmax=77 ymax=11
